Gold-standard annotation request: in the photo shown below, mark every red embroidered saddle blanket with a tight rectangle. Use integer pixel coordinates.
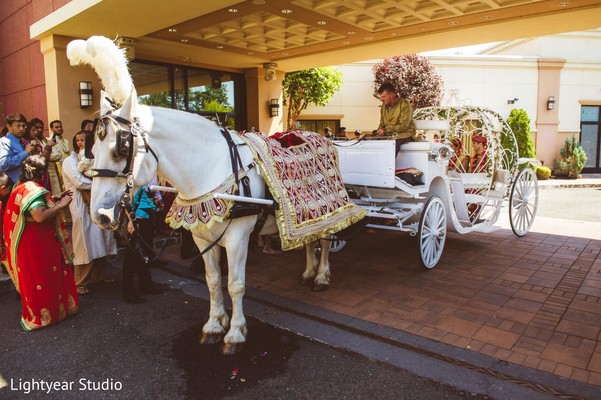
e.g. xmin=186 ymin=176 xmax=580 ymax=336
xmin=240 ymin=130 xmax=365 ymax=250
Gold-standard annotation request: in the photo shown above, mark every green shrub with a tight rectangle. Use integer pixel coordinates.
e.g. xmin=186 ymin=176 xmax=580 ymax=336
xmin=554 ymin=135 xmax=587 ymax=178
xmin=504 ymin=109 xmax=536 ymax=159
xmin=535 ymin=166 xmax=552 ymax=180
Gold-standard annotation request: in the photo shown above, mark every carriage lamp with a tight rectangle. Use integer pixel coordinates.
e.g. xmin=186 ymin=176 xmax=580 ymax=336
xmin=546 ymin=96 xmax=556 ymax=110
xmin=79 ymin=81 xmax=93 ymax=108
xmin=269 ymin=98 xmax=280 ymax=117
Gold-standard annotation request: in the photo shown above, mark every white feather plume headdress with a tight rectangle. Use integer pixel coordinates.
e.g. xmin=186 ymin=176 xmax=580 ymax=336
xmin=66 ymin=36 xmax=133 ymax=106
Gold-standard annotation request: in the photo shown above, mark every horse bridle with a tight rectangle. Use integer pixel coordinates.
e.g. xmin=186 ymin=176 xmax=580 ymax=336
xmin=87 ymin=110 xmax=159 ymax=219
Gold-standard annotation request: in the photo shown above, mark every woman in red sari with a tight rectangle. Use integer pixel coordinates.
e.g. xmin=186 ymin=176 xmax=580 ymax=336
xmin=4 ymin=155 xmax=78 ymax=331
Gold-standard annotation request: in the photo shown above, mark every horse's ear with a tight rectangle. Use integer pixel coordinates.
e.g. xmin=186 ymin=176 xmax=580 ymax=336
xmin=100 ymin=90 xmax=113 ymax=115
xmin=122 ymin=86 xmax=138 ymax=117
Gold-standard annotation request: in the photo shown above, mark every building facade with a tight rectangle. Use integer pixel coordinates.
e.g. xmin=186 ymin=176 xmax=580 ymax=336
xmin=300 ymin=30 xmax=601 ymax=171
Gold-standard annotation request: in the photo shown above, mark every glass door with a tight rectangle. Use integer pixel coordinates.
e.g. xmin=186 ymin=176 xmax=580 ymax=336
xmin=581 ymin=106 xmax=601 ymax=172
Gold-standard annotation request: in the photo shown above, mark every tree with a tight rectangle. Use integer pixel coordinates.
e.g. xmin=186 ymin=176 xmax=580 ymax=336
xmin=282 ymin=67 xmax=343 ymax=130
xmin=372 ymin=54 xmax=444 ymax=109
xmin=554 ymin=135 xmax=587 ymax=178
xmin=504 ymin=109 xmax=536 ymax=159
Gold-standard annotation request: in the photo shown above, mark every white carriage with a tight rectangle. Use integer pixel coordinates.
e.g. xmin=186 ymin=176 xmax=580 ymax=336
xmin=335 ymin=106 xmax=539 ymax=269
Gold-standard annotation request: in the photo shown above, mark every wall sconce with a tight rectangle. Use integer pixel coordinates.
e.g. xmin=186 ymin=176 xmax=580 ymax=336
xmin=269 ymin=98 xmax=279 ymax=117
xmin=547 ymin=96 xmax=556 ymax=110
xmin=211 ymin=74 xmax=222 ymax=89
xmin=263 ymin=62 xmax=278 ymax=81
xmin=79 ymin=81 xmax=93 ymax=108
xmin=507 ymin=98 xmax=518 ymax=104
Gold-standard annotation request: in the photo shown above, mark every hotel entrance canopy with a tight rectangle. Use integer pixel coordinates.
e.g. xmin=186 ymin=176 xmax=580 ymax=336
xmin=31 ymin=0 xmax=601 ymax=72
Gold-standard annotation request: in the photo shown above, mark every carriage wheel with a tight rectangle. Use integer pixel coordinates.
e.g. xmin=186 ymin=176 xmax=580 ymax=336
xmin=509 ymin=167 xmax=539 ymax=237
xmin=418 ymin=195 xmax=447 ymax=269
xmin=329 ymin=236 xmax=346 ymax=253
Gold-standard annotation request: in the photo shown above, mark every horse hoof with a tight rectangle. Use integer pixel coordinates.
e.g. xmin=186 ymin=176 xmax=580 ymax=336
xmin=221 ymin=342 xmax=245 ymax=355
xmin=312 ymin=283 xmax=330 ymax=292
xmin=300 ymin=277 xmax=313 ymax=286
xmin=199 ymin=332 xmax=223 ymax=345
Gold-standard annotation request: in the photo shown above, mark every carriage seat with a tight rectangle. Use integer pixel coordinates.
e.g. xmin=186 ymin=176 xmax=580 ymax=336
xmin=399 ymin=141 xmax=431 ymax=151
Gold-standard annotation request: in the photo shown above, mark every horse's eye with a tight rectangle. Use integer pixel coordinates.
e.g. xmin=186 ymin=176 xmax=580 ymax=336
xmin=97 ymin=122 xmax=107 ymax=141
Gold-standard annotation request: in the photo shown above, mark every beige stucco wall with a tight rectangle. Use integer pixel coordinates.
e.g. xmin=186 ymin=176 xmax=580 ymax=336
xmin=40 ymin=35 xmax=104 ymax=143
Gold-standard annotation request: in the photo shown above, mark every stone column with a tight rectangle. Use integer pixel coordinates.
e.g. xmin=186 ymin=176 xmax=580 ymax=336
xmin=535 ymin=58 xmax=565 ymax=167
xmin=244 ymin=67 xmax=284 ymax=135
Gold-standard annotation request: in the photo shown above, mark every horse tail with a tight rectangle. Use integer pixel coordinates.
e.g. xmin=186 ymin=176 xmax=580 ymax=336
xmin=66 ymin=36 xmax=133 ymax=107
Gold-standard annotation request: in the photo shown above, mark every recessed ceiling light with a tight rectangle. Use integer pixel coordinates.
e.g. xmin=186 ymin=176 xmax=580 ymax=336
xmin=228 ymin=8 xmax=238 ymax=13
xmin=343 ymin=41 xmax=351 ymax=45
xmin=558 ymin=2 xmax=571 ymax=6
xmin=282 ymin=52 xmax=288 ymax=55
xmin=216 ymin=45 xmax=224 ymax=49
xmin=181 ymin=39 xmax=189 ymax=43
xmin=448 ymin=21 xmax=459 ymax=26
xmin=390 ymin=32 xmax=398 ymax=36
xmin=247 ymin=51 xmax=254 ymax=55
xmin=281 ymin=9 xmax=293 ymax=14
xmin=317 ymin=21 xmax=327 ymax=25
xmin=347 ymin=31 xmax=356 ymax=35
xmin=481 ymin=16 xmax=492 ymax=20
xmin=168 ymin=28 xmax=177 ymax=32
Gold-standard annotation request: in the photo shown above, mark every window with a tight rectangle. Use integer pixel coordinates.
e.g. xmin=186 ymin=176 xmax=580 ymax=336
xmin=295 ymin=119 xmax=340 ymax=135
xmin=130 ymin=60 xmax=246 ymax=130
xmin=580 ymin=105 xmax=601 ymax=171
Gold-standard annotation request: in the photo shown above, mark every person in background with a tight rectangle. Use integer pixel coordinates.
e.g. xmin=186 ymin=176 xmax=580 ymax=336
xmin=81 ymin=119 xmax=94 ymax=131
xmin=323 ymin=127 xmax=332 ymax=139
xmin=0 ymin=113 xmax=34 ymax=183
xmin=62 ymin=131 xmax=117 ymax=295
xmin=335 ymin=127 xmax=347 ymax=140
xmin=23 ymin=121 xmax=46 ymax=156
xmin=469 ymin=134 xmax=489 ymax=173
xmin=121 ymin=179 xmax=164 ymax=304
xmin=46 ymin=120 xmax=70 ymax=197
xmin=0 ymin=172 xmax=14 ymax=286
xmin=354 ymin=130 xmax=362 ymax=139
xmin=3 ymin=155 xmax=77 ymax=331
xmin=23 ymin=121 xmax=54 ymax=191
xmin=374 ymin=82 xmax=416 ymax=154
xmin=448 ymin=138 xmax=469 ymax=172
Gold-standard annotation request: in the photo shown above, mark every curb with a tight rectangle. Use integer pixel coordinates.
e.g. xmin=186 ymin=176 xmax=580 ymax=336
xmin=153 ymin=261 xmax=601 ymax=400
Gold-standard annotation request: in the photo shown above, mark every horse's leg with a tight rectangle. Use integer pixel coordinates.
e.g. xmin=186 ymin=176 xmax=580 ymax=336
xmin=312 ymin=236 xmax=331 ymax=292
xmin=220 ymin=229 xmax=251 ymax=355
xmin=196 ymin=237 xmax=229 ymax=345
xmin=301 ymin=241 xmax=319 ymax=286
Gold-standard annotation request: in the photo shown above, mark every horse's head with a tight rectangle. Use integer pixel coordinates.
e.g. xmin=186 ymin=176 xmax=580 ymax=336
xmin=89 ymin=88 xmax=158 ymax=230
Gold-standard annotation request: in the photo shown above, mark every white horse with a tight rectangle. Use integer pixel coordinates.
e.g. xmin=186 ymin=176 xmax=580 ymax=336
xmin=68 ymin=37 xmax=335 ymax=354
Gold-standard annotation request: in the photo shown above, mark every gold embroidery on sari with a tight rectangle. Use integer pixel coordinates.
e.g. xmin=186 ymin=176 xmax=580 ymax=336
xmin=68 ymin=294 xmax=77 ymax=313
xmin=36 ymin=284 xmax=42 ymax=290
xmin=58 ymin=303 xmax=66 ymax=320
xmin=53 ymin=266 xmax=57 ymax=272
xmin=40 ymin=308 xmax=51 ymax=325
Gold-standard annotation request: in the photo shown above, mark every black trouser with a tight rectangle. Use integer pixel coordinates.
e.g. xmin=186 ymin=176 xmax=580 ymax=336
xmin=395 ymin=136 xmax=415 ymax=155
xmin=122 ymin=218 xmax=155 ymax=294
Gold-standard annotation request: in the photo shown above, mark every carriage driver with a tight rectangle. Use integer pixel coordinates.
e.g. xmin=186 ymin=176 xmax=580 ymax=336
xmin=374 ymin=82 xmax=417 ymax=154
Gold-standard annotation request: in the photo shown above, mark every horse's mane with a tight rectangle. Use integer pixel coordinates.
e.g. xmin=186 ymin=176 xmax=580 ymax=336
xmin=66 ymin=36 xmax=133 ymax=106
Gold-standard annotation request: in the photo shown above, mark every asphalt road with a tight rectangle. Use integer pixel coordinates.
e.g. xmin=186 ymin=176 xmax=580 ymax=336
xmin=537 ymin=186 xmax=601 ymax=222
xmin=0 ymin=268 xmax=488 ymax=400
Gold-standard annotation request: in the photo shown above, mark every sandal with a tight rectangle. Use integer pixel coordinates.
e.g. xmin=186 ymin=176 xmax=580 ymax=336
xmin=77 ymin=286 xmax=90 ymax=295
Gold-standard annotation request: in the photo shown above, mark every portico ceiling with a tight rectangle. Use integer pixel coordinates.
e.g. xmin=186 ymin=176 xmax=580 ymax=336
xmin=31 ymin=0 xmax=601 ymax=72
